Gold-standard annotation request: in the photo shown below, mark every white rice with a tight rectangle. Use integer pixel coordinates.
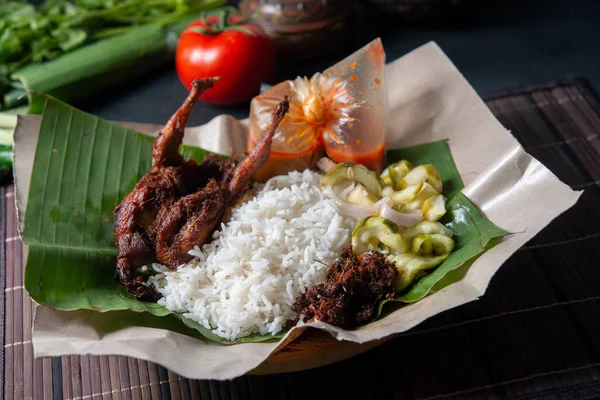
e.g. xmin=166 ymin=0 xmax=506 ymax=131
xmin=149 ymin=170 xmax=354 ymax=341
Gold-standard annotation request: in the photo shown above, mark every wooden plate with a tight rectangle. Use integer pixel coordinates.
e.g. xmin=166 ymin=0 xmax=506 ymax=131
xmin=249 ymin=328 xmax=391 ymax=375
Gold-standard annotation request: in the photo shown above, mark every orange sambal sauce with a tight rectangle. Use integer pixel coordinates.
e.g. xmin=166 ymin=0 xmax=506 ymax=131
xmin=325 ymin=142 xmax=385 ymax=174
xmin=249 ymin=134 xmax=385 ymax=182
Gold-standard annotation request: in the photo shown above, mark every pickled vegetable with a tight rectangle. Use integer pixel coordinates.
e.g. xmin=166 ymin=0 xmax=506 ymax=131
xmin=422 ymin=194 xmax=447 ymax=221
xmin=351 ymin=216 xmax=397 ymax=254
xmin=379 ymin=232 xmax=410 ymax=253
xmin=402 ymin=182 xmax=439 ymax=211
xmin=402 ymin=221 xmax=454 ymax=239
xmin=321 ymin=162 xmax=384 ymax=198
xmin=387 ymin=160 xmax=413 ymax=190
xmin=410 ymin=233 xmax=455 ymax=256
xmin=391 ymin=221 xmax=455 ymax=291
xmin=393 ymin=253 xmax=450 ymax=291
xmin=382 ymin=183 xmax=422 ymax=205
xmin=348 ymin=184 xmax=379 ymax=206
xmin=380 ymin=204 xmax=423 ymax=228
xmin=402 ymin=165 xmax=443 ymax=193
xmin=324 ymin=156 xmax=456 ymax=294
xmin=381 ymin=167 xmax=393 ymax=186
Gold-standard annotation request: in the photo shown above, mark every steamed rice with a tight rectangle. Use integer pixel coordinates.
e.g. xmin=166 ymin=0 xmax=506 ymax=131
xmin=149 ymin=170 xmax=354 ymax=341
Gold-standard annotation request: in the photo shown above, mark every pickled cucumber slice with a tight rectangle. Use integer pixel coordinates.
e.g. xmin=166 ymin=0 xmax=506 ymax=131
xmin=379 ymin=232 xmax=410 ymax=254
xmin=321 ymin=162 xmax=384 ymax=198
xmin=347 ymin=183 xmax=379 ymax=206
xmin=387 ymin=160 xmax=413 ymax=190
xmin=402 ymin=182 xmax=439 ymax=212
xmin=381 ymin=167 xmax=393 ymax=187
xmin=402 ymin=221 xmax=454 ymax=239
xmin=410 ymin=234 xmax=455 ymax=256
xmin=382 ymin=183 xmax=423 ymax=205
xmin=351 ymin=216 xmax=397 ymax=254
xmin=393 ymin=253 xmax=450 ymax=291
xmin=401 ymin=164 xmax=443 ymax=193
xmin=422 ymin=194 xmax=447 ymax=221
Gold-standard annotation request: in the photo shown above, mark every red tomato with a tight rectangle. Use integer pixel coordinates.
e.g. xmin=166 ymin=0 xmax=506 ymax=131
xmin=175 ymin=13 xmax=276 ymax=106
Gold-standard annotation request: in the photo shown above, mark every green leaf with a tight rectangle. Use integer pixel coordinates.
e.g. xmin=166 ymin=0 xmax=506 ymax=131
xmin=23 ymin=98 xmax=507 ymax=344
xmin=0 ymin=144 xmax=12 ymax=166
xmin=55 ymin=29 xmax=88 ymax=52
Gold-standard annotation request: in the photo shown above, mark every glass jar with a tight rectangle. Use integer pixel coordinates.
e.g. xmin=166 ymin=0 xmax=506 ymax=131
xmin=239 ymin=0 xmax=354 ymax=60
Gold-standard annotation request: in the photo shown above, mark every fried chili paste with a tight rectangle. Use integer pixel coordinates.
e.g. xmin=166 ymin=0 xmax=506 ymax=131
xmin=293 ymin=245 xmax=397 ymax=329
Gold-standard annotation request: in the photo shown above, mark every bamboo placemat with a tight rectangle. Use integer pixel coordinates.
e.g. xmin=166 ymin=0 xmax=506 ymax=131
xmin=3 ymin=78 xmax=600 ymax=400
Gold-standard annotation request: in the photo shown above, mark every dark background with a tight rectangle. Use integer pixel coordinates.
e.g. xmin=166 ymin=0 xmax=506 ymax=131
xmin=5 ymin=2 xmax=600 ymax=399
xmin=75 ymin=0 xmax=600 ymax=127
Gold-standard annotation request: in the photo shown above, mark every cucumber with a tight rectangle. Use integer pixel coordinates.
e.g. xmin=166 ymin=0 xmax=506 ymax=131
xmin=393 ymin=253 xmax=450 ymax=291
xmin=351 ymin=216 xmax=397 ymax=254
xmin=321 ymin=162 xmax=384 ymax=198
xmin=347 ymin=183 xmax=379 ymax=206
xmin=402 ymin=164 xmax=443 ymax=193
xmin=387 ymin=160 xmax=413 ymax=190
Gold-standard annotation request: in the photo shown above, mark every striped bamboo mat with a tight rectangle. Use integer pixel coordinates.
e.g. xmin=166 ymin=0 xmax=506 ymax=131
xmin=3 ymin=78 xmax=600 ymax=400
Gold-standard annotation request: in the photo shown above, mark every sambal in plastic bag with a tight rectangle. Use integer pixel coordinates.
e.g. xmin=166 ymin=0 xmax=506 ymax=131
xmin=248 ymin=38 xmax=386 ymax=181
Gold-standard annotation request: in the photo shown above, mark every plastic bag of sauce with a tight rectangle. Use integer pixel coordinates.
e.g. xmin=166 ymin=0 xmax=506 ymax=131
xmin=247 ymin=38 xmax=386 ymax=182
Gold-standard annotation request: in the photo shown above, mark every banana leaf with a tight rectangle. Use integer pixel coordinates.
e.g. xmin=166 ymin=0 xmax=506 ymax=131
xmin=22 ymin=96 xmax=507 ymax=344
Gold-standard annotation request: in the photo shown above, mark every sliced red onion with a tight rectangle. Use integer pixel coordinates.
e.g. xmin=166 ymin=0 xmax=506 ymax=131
xmin=374 ymin=196 xmax=393 ymax=209
xmin=338 ymin=203 xmax=381 ymax=219
xmin=316 ymin=157 xmax=337 ymax=173
xmin=380 ymin=204 xmax=423 ymax=228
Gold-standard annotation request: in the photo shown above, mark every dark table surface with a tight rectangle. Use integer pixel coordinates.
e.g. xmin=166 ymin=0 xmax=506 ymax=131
xmin=75 ymin=0 xmax=600 ymax=127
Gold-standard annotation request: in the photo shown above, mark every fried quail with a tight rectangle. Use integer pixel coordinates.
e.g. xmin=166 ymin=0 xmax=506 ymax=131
xmin=113 ymin=77 xmax=290 ymax=300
